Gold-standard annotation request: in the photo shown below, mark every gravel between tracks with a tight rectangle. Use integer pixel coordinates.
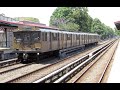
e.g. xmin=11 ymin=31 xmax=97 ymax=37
xmin=73 ymin=40 xmax=119 ymax=83
xmin=0 ymin=40 xmax=111 ymax=83
xmin=10 ymin=41 xmax=111 ymax=83
xmin=0 ymin=64 xmax=26 ymax=74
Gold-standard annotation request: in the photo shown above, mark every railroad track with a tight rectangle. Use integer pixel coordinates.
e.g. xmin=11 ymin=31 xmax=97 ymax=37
xmin=71 ymin=39 xmax=119 ymax=83
xmin=32 ymin=39 xmax=117 ymax=83
xmin=0 ymin=58 xmax=19 ymax=68
xmin=0 ymin=39 xmax=113 ymax=83
xmin=0 ymin=39 xmax=109 ymax=69
xmin=0 ymin=62 xmax=35 ymax=75
xmin=2 ymin=39 xmax=115 ymax=83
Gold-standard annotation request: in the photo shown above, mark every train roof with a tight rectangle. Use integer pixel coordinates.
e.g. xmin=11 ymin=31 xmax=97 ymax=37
xmin=13 ymin=28 xmax=99 ymax=35
xmin=114 ymin=21 xmax=120 ymax=30
xmin=39 ymin=28 xmax=98 ymax=35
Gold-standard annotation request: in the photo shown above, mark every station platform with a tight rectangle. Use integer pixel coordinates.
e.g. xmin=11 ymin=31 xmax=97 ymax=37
xmin=107 ymin=40 xmax=120 ymax=83
xmin=0 ymin=47 xmax=16 ymax=61
xmin=0 ymin=47 xmax=10 ymax=51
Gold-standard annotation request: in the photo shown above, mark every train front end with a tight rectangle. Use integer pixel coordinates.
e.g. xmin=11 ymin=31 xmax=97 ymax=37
xmin=13 ymin=30 xmax=42 ymax=63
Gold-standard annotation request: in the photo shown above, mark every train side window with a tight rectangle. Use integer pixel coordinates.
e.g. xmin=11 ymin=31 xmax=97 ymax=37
xmin=14 ymin=32 xmax=22 ymax=43
xmin=62 ymin=34 xmax=63 ymax=40
xmin=52 ymin=33 xmax=57 ymax=41
xmin=77 ymin=34 xmax=79 ymax=40
xmin=61 ymin=33 xmax=62 ymax=40
xmin=42 ymin=32 xmax=47 ymax=41
xmin=45 ymin=32 xmax=47 ymax=41
xmin=32 ymin=32 xmax=40 ymax=42
xmin=67 ymin=34 xmax=68 ymax=40
xmin=83 ymin=35 xmax=84 ymax=40
xmin=52 ymin=33 xmax=55 ymax=41
xmin=55 ymin=33 xmax=56 ymax=40
xmin=67 ymin=34 xmax=71 ymax=40
xmin=42 ymin=32 xmax=44 ymax=41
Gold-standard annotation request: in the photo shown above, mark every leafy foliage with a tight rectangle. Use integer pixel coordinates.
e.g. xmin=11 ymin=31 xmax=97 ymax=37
xmin=14 ymin=17 xmax=40 ymax=23
xmin=50 ymin=7 xmax=90 ymax=32
xmin=50 ymin=7 xmax=119 ymax=39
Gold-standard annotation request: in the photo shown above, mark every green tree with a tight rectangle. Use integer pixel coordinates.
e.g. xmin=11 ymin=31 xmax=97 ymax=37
xmin=50 ymin=7 xmax=90 ymax=32
xmin=114 ymin=28 xmax=120 ymax=36
xmin=50 ymin=7 xmax=117 ymax=40
xmin=14 ymin=17 xmax=40 ymax=23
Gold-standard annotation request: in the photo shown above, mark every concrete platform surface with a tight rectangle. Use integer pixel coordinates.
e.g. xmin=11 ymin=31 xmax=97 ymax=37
xmin=107 ymin=40 xmax=120 ymax=83
xmin=0 ymin=47 xmax=10 ymax=51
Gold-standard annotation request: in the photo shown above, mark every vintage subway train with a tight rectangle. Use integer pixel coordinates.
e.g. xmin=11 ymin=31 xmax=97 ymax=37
xmin=12 ymin=28 xmax=100 ymax=63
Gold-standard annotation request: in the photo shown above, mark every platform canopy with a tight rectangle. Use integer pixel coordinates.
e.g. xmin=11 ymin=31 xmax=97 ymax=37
xmin=0 ymin=14 xmax=59 ymax=30
xmin=114 ymin=21 xmax=120 ymax=30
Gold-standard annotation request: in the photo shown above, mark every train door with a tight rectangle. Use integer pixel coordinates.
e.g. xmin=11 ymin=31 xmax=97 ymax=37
xmin=80 ymin=34 xmax=82 ymax=45
xmin=74 ymin=34 xmax=76 ymax=46
xmin=61 ymin=33 xmax=63 ymax=49
xmin=71 ymin=34 xmax=74 ymax=47
xmin=62 ymin=33 xmax=64 ymax=48
xmin=84 ymin=34 xmax=86 ymax=44
xmin=59 ymin=33 xmax=62 ymax=49
xmin=76 ymin=34 xmax=79 ymax=46
xmin=83 ymin=34 xmax=85 ymax=45
xmin=50 ymin=32 xmax=52 ymax=50
xmin=58 ymin=33 xmax=61 ymax=49
xmin=63 ymin=33 xmax=66 ymax=49
xmin=79 ymin=34 xmax=81 ymax=46
xmin=70 ymin=34 xmax=72 ymax=47
xmin=88 ymin=35 xmax=89 ymax=44
xmin=41 ymin=31 xmax=50 ymax=52
xmin=68 ymin=34 xmax=71 ymax=48
xmin=86 ymin=34 xmax=88 ymax=44
xmin=51 ymin=32 xmax=58 ymax=50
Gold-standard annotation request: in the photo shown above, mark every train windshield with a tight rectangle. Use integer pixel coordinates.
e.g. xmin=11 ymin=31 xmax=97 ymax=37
xmin=14 ymin=31 xmax=41 ymax=43
xmin=13 ymin=32 xmax=22 ymax=43
xmin=32 ymin=32 xmax=40 ymax=42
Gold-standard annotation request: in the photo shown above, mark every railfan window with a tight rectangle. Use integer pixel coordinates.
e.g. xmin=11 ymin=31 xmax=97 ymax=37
xmin=32 ymin=32 xmax=40 ymax=42
xmin=24 ymin=33 xmax=31 ymax=43
xmin=14 ymin=33 xmax=22 ymax=43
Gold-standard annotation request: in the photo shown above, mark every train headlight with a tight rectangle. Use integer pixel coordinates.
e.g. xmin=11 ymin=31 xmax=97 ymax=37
xmin=23 ymin=53 xmax=28 ymax=59
xmin=15 ymin=53 xmax=18 ymax=57
xmin=37 ymin=53 xmax=40 ymax=55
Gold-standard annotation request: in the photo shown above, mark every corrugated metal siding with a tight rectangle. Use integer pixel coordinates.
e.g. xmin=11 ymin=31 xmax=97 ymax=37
xmin=0 ymin=31 xmax=13 ymax=48
xmin=7 ymin=31 xmax=13 ymax=48
xmin=0 ymin=32 xmax=6 ymax=47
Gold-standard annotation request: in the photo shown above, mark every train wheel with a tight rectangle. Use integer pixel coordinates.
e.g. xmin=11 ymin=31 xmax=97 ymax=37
xmin=18 ymin=53 xmax=24 ymax=63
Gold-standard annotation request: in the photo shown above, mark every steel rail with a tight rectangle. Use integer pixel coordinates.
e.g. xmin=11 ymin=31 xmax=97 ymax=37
xmin=33 ymin=39 xmax=116 ymax=83
xmin=0 ymin=58 xmax=19 ymax=68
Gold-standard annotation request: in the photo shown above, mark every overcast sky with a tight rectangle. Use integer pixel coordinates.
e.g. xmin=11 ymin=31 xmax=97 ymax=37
xmin=0 ymin=7 xmax=119 ymax=29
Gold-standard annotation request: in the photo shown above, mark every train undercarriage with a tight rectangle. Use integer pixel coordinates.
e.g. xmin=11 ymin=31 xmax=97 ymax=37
xmin=16 ymin=42 xmax=98 ymax=63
